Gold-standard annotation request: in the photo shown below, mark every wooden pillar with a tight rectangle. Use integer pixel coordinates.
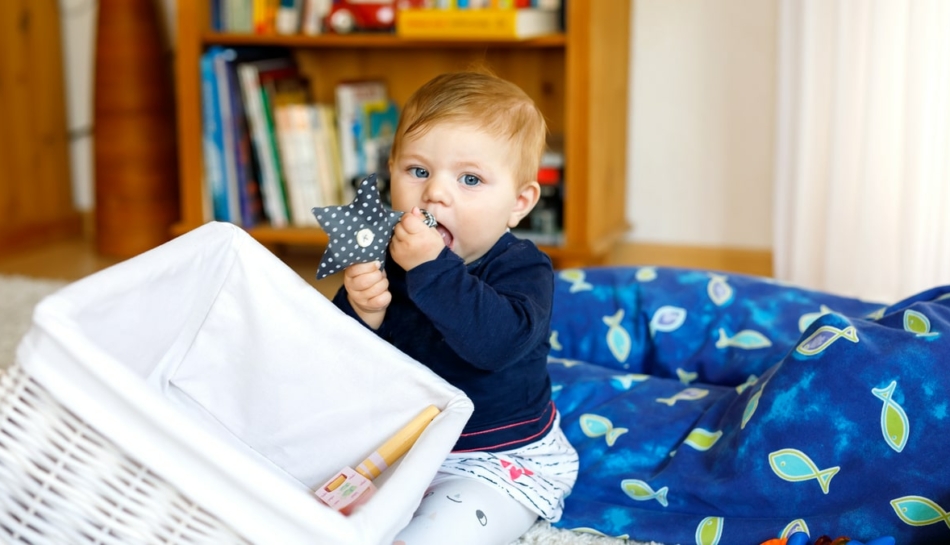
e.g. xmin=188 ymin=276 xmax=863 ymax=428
xmin=94 ymin=0 xmax=179 ymax=258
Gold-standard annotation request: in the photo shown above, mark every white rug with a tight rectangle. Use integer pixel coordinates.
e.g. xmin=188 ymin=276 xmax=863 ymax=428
xmin=0 ymin=274 xmax=643 ymax=545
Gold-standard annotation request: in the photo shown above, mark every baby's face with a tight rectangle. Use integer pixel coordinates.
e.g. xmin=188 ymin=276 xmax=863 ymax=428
xmin=389 ymin=121 xmax=536 ymax=264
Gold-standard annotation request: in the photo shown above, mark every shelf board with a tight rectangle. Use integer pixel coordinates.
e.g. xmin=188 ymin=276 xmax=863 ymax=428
xmin=201 ymin=32 xmax=566 ymax=49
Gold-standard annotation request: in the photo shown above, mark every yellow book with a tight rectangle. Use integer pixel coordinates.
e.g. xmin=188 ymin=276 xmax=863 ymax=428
xmin=397 ymin=8 xmax=559 ymax=40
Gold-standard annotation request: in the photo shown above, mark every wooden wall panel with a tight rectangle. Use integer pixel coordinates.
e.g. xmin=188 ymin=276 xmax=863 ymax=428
xmin=0 ymin=0 xmax=80 ymax=256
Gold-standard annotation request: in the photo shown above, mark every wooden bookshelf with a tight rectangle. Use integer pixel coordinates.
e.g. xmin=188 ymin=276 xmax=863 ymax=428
xmin=173 ymin=2 xmax=631 ymax=268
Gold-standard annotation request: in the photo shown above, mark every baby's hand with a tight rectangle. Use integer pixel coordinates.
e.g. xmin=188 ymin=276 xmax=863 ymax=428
xmin=391 ymin=207 xmax=444 ymax=270
xmin=343 ymin=261 xmax=390 ymax=329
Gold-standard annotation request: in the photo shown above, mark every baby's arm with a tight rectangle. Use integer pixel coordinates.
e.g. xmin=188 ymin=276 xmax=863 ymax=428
xmin=342 ymin=261 xmax=391 ymax=330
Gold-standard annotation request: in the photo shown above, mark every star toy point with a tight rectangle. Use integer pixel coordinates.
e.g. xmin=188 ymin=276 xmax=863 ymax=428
xmin=312 ymin=174 xmax=404 ymax=279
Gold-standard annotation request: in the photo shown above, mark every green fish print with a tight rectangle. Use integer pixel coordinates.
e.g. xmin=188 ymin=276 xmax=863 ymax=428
xmin=657 ymin=387 xmax=709 ymax=406
xmin=683 ymin=428 xmax=723 ymax=451
xmin=579 ymin=413 xmax=628 ymax=447
xmin=603 ymin=309 xmax=632 ymax=363
xmin=890 ymin=495 xmax=950 ymax=528
xmin=707 ymin=274 xmax=734 ymax=306
xmin=549 ymin=330 xmax=562 ymax=351
xmin=611 ymin=373 xmax=650 ymax=390
xmin=903 ymin=309 xmax=939 ymax=338
xmin=695 ymin=516 xmax=724 ymax=545
xmin=735 ymin=374 xmax=758 ymax=394
xmin=780 ymin=519 xmax=810 ymax=538
xmin=621 ymin=479 xmax=669 ymax=507
xmin=650 ymin=306 xmax=687 ymax=337
xmin=715 ymin=328 xmax=772 ymax=350
xmin=768 ymin=448 xmax=840 ymax=494
xmin=795 ymin=325 xmax=859 ymax=356
xmin=676 ymin=367 xmax=698 ymax=385
xmin=741 ymin=387 xmax=764 ymax=429
xmin=872 ymin=381 xmax=910 ymax=453
xmin=866 ymin=307 xmax=887 ymax=321
xmin=558 ymin=269 xmax=593 ymax=293
xmin=798 ymin=304 xmax=833 ymax=333
xmin=635 ymin=266 xmax=657 ymax=282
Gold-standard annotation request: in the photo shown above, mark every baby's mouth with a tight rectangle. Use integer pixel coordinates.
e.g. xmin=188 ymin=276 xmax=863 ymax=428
xmin=436 ymin=225 xmax=454 ymax=249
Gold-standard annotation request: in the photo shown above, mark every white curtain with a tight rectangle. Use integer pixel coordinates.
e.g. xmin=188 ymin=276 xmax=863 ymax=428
xmin=773 ymin=0 xmax=950 ymax=303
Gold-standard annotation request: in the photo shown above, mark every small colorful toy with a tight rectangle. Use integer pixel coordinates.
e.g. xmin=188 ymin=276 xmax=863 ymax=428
xmin=315 ymin=404 xmax=441 ymax=515
xmin=325 ymin=0 xmax=428 ymax=34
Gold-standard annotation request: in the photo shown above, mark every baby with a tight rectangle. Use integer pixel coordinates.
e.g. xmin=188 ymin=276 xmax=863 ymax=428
xmin=332 ymin=71 xmax=578 ymax=544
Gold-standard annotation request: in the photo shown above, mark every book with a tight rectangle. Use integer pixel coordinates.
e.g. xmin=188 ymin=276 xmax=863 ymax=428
xmin=361 ymin=99 xmax=400 ymax=203
xmin=212 ymin=48 xmax=243 ymax=226
xmin=220 ymin=48 xmax=270 ymax=227
xmin=312 ymin=103 xmax=345 ymax=207
xmin=274 ymin=104 xmax=322 ymax=226
xmin=334 ymin=80 xmax=388 ymax=200
xmin=200 ymin=47 xmax=230 ymax=224
xmin=237 ymin=57 xmax=298 ymax=227
xmin=396 ymin=8 xmax=560 ymax=39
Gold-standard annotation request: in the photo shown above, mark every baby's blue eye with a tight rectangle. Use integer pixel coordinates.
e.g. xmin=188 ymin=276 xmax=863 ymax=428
xmin=459 ymin=174 xmax=481 ymax=186
xmin=409 ymin=167 xmax=429 ymax=178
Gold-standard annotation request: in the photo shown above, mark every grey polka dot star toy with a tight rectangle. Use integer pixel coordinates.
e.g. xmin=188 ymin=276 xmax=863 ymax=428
xmin=311 ymin=174 xmax=404 ymax=279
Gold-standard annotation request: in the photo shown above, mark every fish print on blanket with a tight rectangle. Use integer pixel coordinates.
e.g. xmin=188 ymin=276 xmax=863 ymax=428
xmin=682 ymin=428 xmax=723 ymax=451
xmin=903 ymin=309 xmax=939 ymax=338
xmin=657 ymin=387 xmax=709 ymax=406
xmin=768 ymin=449 xmax=840 ymax=494
xmin=799 ymin=305 xmax=833 ymax=333
xmin=872 ymin=381 xmax=910 ymax=453
xmin=741 ymin=382 xmax=767 ymax=429
xmin=780 ymin=519 xmax=810 ymax=538
xmin=695 ymin=516 xmax=724 ymax=545
xmin=559 ymin=269 xmax=593 ymax=293
xmin=890 ymin=496 xmax=950 ymax=529
xmin=621 ymin=479 xmax=668 ymax=507
xmin=611 ymin=373 xmax=650 ymax=390
xmin=795 ymin=324 xmax=859 ymax=356
xmin=603 ymin=310 xmax=632 ymax=363
xmin=715 ymin=328 xmax=771 ymax=350
xmin=707 ymin=274 xmax=733 ymax=307
xmin=676 ymin=368 xmax=698 ymax=385
xmin=649 ymin=306 xmax=687 ymax=337
xmin=635 ymin=266 xmax=657 ymax=282
xmin=579 ymin=413 xmax=628 ymax=446
xmin=545 ymin=265 xmax=950 ymax=543
xmin=735 ymin=374 xmax=758 ymax=394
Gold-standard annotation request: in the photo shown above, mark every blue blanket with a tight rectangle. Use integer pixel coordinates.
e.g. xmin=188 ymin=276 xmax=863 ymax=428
xmin=548 ymin=267 xmax=950 ymax=544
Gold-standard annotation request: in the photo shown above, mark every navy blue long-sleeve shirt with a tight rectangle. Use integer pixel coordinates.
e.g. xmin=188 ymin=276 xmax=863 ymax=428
xmin=333 ymin=232 xmax=555 ymax=452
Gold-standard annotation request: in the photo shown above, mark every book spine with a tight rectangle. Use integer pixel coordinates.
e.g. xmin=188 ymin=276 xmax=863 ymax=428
xmin=275 ymin=104 xmax=321 ymax=226
xmin=259 ymin=84 xmax=293 ymax=223
xmin=223 ymin=52 xmax=264 ymax=227
xmin=200 ymin=47 xmax=229 ymax=223
xmin=214 ymin=48 xmax=243 ymax=226
xmin=318 ymin=104 xmax=345 ymax=205
xmin=237 ymin=63 xmax=289 ymax=227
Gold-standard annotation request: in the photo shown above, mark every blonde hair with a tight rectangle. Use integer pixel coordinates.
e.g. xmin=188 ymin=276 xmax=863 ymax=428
xmin=390 ymin=71 xmax=547 ymax=187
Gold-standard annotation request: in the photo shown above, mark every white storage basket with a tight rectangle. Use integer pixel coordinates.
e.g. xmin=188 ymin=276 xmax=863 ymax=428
xmin=0 ymin=223 xmax=473 ymax=545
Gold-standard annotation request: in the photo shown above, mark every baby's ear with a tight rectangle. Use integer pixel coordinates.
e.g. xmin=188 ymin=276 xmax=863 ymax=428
xmin=507 ymin=181 xmax=541 ymax=228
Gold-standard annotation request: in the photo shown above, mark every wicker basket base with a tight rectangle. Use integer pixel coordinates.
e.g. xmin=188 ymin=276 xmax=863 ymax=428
xmin=0 ymin=363 xmax=248 ymax=544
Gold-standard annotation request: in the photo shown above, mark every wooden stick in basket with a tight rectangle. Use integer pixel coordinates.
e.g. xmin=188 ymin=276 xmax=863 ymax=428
xmin=316 ymin=404 xmax=441 ymax=515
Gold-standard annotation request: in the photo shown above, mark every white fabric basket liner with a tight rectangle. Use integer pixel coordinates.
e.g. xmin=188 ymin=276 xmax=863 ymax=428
xmin=12 ymin=222 xmax=474 ymax=545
